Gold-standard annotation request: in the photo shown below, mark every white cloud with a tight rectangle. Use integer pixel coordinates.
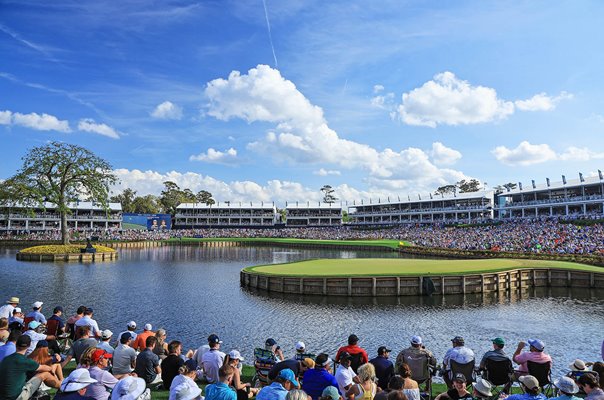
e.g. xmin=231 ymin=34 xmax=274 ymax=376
xmin=515 ymin=91 xmax=573 ymax=111
xmin=373 ymin=84 xmax=384 ymax=94
xmin=492 ymin=141 xmax=604 ymax=166
xmin=398 ymin=71 xmax=514 ymax=127
xmin=189 ymin=147 xmax=238 ymax=164
xmin=0 ymin=110 xmax=11 ymax=125
xmin=430 ymin=142 xmax=462 ymax=166
xmin=370 ymin=92 xmax=395 ymax=109
xmin=11 ymin=111 xmax=71 ymax=132
xmin=205 ymin=65 xmax=466 ymax=191
xmin=313 ymin=168 xmax=341 ymax=176
xmin=150 ymin=101 xmax=183 ymax=120
xmin=78 ymin=119 xmax=120 ymax=139
xmin=559 ymin=146 xmax=604 ymax=161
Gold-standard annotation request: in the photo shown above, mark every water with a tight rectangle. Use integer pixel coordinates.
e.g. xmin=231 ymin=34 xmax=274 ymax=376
xmin=0 ymin=245 xmax=602 ymax=379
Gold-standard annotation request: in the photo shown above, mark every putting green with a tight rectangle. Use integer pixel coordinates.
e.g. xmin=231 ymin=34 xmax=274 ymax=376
xmin=244 ymin=258 xmax=602 ymax=277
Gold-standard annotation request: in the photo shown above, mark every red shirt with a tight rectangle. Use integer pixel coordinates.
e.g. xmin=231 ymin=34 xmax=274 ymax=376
xmin=133 ymin=330 xmax=155 ymax=351
xmin=335 ymin=344 xmax=368 ymax=364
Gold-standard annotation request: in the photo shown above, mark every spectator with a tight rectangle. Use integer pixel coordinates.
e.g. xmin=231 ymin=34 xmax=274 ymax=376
xmin=134 ymin=336 xmax=162 ymax=385
xmin=370 ymin=346 xmax=394 ymax=391
xmin=133 ymin=323 xmax=155 ymax=352
xmin=334 ymin=352 xmax=357 ymax=396
xmin=75 ymin=308 xmax=101 ymax=339
xmin=111 ymin=376 xmax=150 ymax=400
xmin=434 ymin=373 xmax=473 ymax=400
xmin=203 ymin=334 xmax=226 ymax=384
xmin=320 ymin=386 xmax=341 ymax=400
xmin=47 ymin=306 xmax=66 ymax=335
xmin=335 ymin=335 xmax=368 ymax=373
xmin=0 ymin=317 xmax=8 ymax=343
xmin=479 ymin=337 xmax=510 ymax=369
xmin=153 ymin=328 xmax=169 ymax=359
xmin=55 ymin=368 xmax=97 ymax=400
xmin=265 ymin=338 xmax=285 ymax=362
xmin=86 ymin=349 xmax=118 ymax=400
xmin=118 ymin=321 xmax=138 ymax=344
xmin=512 ymin=339 xmax=552 ymax=377
xmin=23 ymin=321 xmax=55 ymax=356
xmin=293 ymin=341 xmax=307 ymax=360
xmin=9 ymin=307 xmax=24 ymax=326
xmin=551 ymin=376 xmax=581 ymax=400
xmin=26 ymin=301 xmax=47 ymax=324
xmin=62 ymin=326 xmax=97 ymax=368
xmin=399 ymin=364 xmax=420 ymax=400
xmin=113 ymin=332 xmax=137 ymax=379
xmin=257 ymin=368 xmax=299 ymax=400
xmin=162 ymin=340 xmax=185 ymax=389
xmin=472 ymin=377 xmax=493 ymax=400
xmin=0 ymin=330 xmax=20 ymax=362
xmin=345 ymin=363 xmax=379 ymax=400
xmin=97 ymin=330 xmax=114 ymax=354
xmin=0 ymin=296 xmax=19 ymax=320
xmin=504 ymin=375 xmax=547 ymax=400
xmin=395 ymin=336 xmax=437 ymax=376
xmin=442 ymin=337 xmax=474 ymax=388
xmin=374 ymin=375 xmax=404 ymax=400
xmin=205 ymin=364 xmax=237 ymax=400
xmin=66 ymin=306 xmax=86 ymax=339
xmin=270 ymin=358 xmax=314 ymax=383
xmin=169 ymin=359 xmax=201 ymax=400
xmin=303 ymin=353 xmax=339 ymax=400
xmin=578 ymin=373 xmax=604 ymax=400
xmin=28 ymin=340 xmax=64 ymax=382
xmin=225 ymin=349 xmax=259 ymax=400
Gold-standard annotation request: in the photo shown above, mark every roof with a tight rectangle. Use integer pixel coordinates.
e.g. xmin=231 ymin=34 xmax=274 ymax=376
xmin=2 ymin=201 xmax=122 ymax=211
xmin=177 ymin=202 xmax=276 ymax=211
xmin=500 ymin=175 xmax=603 ymax=195
xmin=348 ymin=190 xmax=494 ymax=208
xmin=285 ymin=203 xmax=342 ymax=210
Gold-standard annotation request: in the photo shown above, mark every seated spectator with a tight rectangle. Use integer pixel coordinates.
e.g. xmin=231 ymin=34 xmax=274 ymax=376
xmin=346 ymin=363 xmax=379 ymax=400
xmin=0 ymin=330 xmax=20 ymax=362
xmin=303 ymin=353 xmax=339 ymax=400
xmin=293 ymin=342 xmax=307 ymax=360
xmin=75 ymin=308 xmax=101 ymax=339
xmin=290 ymin=389 xmax=314 ymax=400
xmin=592 ymin=362 xmax=604 ymax=388
xmin=169 ymin=359 xmax=201 ymax=400
xmin=398 ymin=364 xmax=420 ymax=400
xmin=434 ymin=373 xmax=473 ymax=400
xmin=133 ymin=324 xmax=155 ymax=352
xmin=0 ymin=335 xmax=60 ymax=400
xmin=47 ymin=306 xmax=66 ymax=336
xmin=86 ymin=349 xmax=118 ymax=400
xmin=551 ymin=376 xmax=581 ymax=400
xmin=203 ymin=334 xmax=226 ymax=384
xmin=512 ymin=339 xmax=552 ymax=378
xmin=387 ymin=391 xmax=408 ymax=400
xmin=118 ymin=321 xmax=138 ymax=344
xmin=578 ymin=373 xmax=604 ymax=400
xmin=335 ymin=352 xmax=357 ymax=396
xmin=153 ymin=328 xmax=169 ymax=359
xmin=62 ymin=326 xmax=97 ymax=368
xmin=265 ymin=338 xmax=285 ymax=362
xmin=66 ymin=306 xmax=86 ymax=340
xmin=504 ymin=375 xmax=547 ymax=400
xmin=370 ymin=346 xmax=394 ymax=391
xmin=111 ymin=376 xmax=150 ymax=400
xmin=26 ymin=301 xmax=47 ymax=324
xmin=0 ymin=317 xmax=9 ymax=343
xmin=23 ymin=321 xmax=56 ymax=356
xmin=479 ymin=338 xmax=510 ymax=370
xmin=395 ymin=336 xmax=437 ymax=377
xmin=257 ymin=368 xmax=299 ymax=400
xmin=55 ymin=368 xmax=97 ymax=400
xmin=28 ymin=340 xmax=64 ymax=382
xmin=320 ymin=386 xmax=342 ymax=400
xmin=225 ymin=349 xmax=259 ymax=400
xmin=0 ymin=296 xmax=19 ymax=320
xmin=270 ymin=358 xmax=314 ymax=383
xmin=134 ymin=336 xmax=162 ymax=385
xmin=113 ymin=332 xmax=137 ymax=378
xmin=97 ymin=330 xmax=114 ymax=354
xmin=335 ymin=335 xmax=368 ymax=373
xmin=162 ymin=340 xmax=185 ymax=390
xmin=472 ymin=377 xmax=493 ymax=400
xmin=375 ymin=375 xmax=404 ymax=400
xmin=205 ymin=364 xmax=237 ymax=400
xmin=442 ymin=337 xmax=474 ymax=388
xmin=9 ymin=307 xmax=24 ymax=326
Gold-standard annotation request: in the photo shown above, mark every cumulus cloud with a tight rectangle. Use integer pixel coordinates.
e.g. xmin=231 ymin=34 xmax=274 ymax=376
xmin=430 ymin=142 xmax=462 ymax=166
xmin=398 ymin=71 xmax=514 ymax=127
xmin=313 ymin=168 xmax=341 ymax=176
xmin=515 ymin=91 xmax=573 ymax=111
xmin=6 ymin=111 xmax=71 ymax=132
xmin=490 ymin=141 xmax=604 ymax=166
xmin=150 ymin=101 xmax=183 ymax=120
xmin=373 ymin=84 xmax=384 ymax=93
xmin=78 ymin=119 xmax=120 ymax=139
xmin=0 ymin=110 xmax=11 ymax=125
xmin=189 ymin=147 xmax=238 ymax=164
xmin=370 ymin=92 xmax=395 ymax=109
xmin=204 ymin=65 xmax=465 ymax=192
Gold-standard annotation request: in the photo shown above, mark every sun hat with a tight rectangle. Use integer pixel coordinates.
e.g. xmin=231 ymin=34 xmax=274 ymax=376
xmin=127 ymin=321 xmax=136 ymax=329
xmin=527 ymin=339 xmax=545 ymax=351
xmin=208 ymin=334 xmax=222 ymax=344
xmin=229 ymin=350 xmax=244 ymax=361
xmin=91 ymin=349 xmax=113 ymax=363
xmin=453 ymin=373 xmax=467 ymax=383
xmin=569 ymin=359 xmax=586 ymax=371
xmin=101 ymin=329 xmax=113 ymax=340
xmin=28 ymin=320 xmax=41 ymax=330
xmin=6 ymin=297 xmax=19 ymax=304
xmin=378 ymin=346 xmax=392 ymax=355
xmin=302 ymin=358 xmax=315 ymax=369
xmin=32 ymin=301 xmax=43 ymax=309
xmin=519 ymin=375 xmax=540 ymax=390
xmin=295 ymin=341 xmax=305 ymax=351
xmin=411 ymin=335 xmax=422 ymax=345
xmin=143 ymin=323 xmax=152 ymax=331
xmin=111 ymin=376 xmax=147 ymax=400
xmin=474 ymin=377 xmax=493 ymax=397
xmin=322 ymin=386 xmax=340 ymax=400
xmin=554 ymin=377 xmax=579 ymax=394
xmin=60 ymin=368 xmax=97 ymax=392
xmin=278 ymin=368 xmax=299 ymax=387
xmin=492 ymin=338 xmax=505 ymax=346
xmin=172 ymin=382 xmax=202 ymax=400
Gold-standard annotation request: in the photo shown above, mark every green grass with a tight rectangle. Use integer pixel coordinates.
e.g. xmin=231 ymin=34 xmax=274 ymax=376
xmin=244 ymin=257 xmax=602 ymax=277
xmin=168 ymin=237 xmax=409 ymax=249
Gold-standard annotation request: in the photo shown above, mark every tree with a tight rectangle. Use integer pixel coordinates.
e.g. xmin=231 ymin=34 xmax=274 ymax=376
xmin=159 ymin=181 xmax=197 ymax=215
xmin=132 ymin=195 xmax=161 ymax=214
xmin=196 ymin=190 xmax=215 ymax=206
xmin=494 ymin=182 xmax=517 ymax=194
xmin=110 ymin=188 xmax=137 ymax=213
xmin=457 ymin=179 xmax=481 ymax=193
xmin=434 ymin=184 xmax=457 ymax=196
xmin=320 ymin=185 xmax=338 ymax=204
xmin=3 ymin=142 xmax=117 ymax=244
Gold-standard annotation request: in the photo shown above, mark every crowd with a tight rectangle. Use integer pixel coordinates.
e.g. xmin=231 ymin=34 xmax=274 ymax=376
xmin=0 ymin=297 xmax=603 ymax=400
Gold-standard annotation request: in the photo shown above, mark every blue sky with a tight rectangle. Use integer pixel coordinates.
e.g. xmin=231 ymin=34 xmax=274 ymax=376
xmin=2 ymin=0 xmax=604 ymax=204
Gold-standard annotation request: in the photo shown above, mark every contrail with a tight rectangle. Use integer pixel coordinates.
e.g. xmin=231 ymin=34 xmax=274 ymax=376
xmin=262 ymin=0 xmax=278 ymax=68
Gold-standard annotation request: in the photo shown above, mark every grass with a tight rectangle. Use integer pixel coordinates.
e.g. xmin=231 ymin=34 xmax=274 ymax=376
xmin=168 ymin=237 xmax=409 ymax=249
xmin=244 ymin=257 xmax=602 ymax=277
xmin=18 ymin=244 xmax=116 ymax=254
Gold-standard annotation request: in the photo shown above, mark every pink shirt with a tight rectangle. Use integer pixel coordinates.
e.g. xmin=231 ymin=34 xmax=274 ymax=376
xmin=513 ymin=351 xmax=552 ymax=372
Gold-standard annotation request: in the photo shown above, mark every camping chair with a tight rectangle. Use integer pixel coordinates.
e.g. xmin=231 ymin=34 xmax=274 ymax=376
xmin=252 ymin=348 xmax=277 ymax=388
xmin=482 ymin=358 xmax=513 ymax=397
xmin=527 ymin=361 xmax=554 ymax=397
xmin=405 ymin=355 xmax=434 ymax=400
xmin=449 ymin=359 xmax=476 ymax=390
xmin=45 ymin=319 xmax=60 ymax=336
xmin=350 ymin=352 xmax=363 ymax=374
xmin=294 ymin=352 xmax=316 ymax=361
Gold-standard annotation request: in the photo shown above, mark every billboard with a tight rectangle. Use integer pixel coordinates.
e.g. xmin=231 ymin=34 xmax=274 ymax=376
xmin=122 ymin=213 xmax=172 ymax=230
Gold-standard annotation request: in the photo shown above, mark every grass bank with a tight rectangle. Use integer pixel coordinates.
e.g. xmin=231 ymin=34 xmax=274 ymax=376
xmin=244 ymin=257 xmax=601 ymax=277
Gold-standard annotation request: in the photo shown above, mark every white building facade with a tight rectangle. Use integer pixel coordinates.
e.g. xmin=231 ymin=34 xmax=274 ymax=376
xmin=285 ymin=203 xmax=343 ymax=226
xmin=173 ymin=203 xmax=278 ymax=228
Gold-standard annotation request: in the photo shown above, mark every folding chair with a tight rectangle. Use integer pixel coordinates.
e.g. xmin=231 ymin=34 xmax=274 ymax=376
xmin=482 ymin=358 xmax=513 ymax=397
xmin=252 ymin=348 xmax=276 ymax=387
xmin=405 ymin=355 xmax=434 ymax=400
xmin=350 ymin=352 xmax=363 ymax=374
xmin=449 ymin=359 xmax=476 ymax=390
xmin=527 ymin=361 xmax=554 ymax=397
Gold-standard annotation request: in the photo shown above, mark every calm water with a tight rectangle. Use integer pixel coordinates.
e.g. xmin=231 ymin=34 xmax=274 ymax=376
xmin=0 ymin=245 xmax=602 ymax=378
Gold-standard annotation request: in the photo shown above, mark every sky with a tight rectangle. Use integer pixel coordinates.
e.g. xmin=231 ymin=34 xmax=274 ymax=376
xmin=1 ymin=0 xmax=604 ymax=205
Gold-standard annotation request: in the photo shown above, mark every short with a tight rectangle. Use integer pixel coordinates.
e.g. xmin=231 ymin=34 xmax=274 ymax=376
xmin=16 ymin=376 xmax=43 ymax=400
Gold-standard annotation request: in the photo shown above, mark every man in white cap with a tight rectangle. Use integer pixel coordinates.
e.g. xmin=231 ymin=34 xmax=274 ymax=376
xmin=133 ymin=323 xmax=154 ymax=351
xmin=26 ymin=301 xmax=47 ymax=324
xmin=9 ymin=307 xmax=24 ymax=326
xmin=512 ymin=339 xmax=552 ymax=378
xmin=293 ymin=341 xmax=306 ymax=360
xmin=97 ymin=329 xmax=114 ymax=354
xmin=118 ymin=321 xmax=138 ymax=343
xmin=55 ymin=368 xmax=98 ymax=399
xmin=395 ymin=335 xmax=437 ymax=375
xmin=0 ymin=296 xmax=19 ymax=319
xmin=111 ymin=376 xmax=150 ymax=400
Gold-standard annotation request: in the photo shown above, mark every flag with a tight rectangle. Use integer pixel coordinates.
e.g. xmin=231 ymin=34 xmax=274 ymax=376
xmin=546 ymin=178 xmax=550 ymax=187
xmin=579 ymin=173 xmax=584 ymax=182
xmin=532 ymin=180 xmax=536 ymax=189
xmin=562 ymin=175 xmax=567 ymax=184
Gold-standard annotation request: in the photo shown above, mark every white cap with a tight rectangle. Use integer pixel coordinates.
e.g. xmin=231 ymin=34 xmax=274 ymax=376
xmin=32 ymin=301 xmax=43 ymax=309
xmin=229 ymin=350 xmax=245 ymax=361
xmin=127 ymin=321 xmax=136 ymax=328
xmin=101 ymin=329 xmax=113 ymax=339
xmin=295 ymin=341 xmax=305 ymax=351
xmin=411 ymin=335 xmax=422 ymax=345
xmin=144 ymin=323 xmax=152 ymax=331
xmin=111 ymin=376 xmax=147 ymax=400
xmin=13 ymin=307 xmax=22 ymax=313
xmin=60 ymin=368 xmax=97 ymax=392
xmin=172 ymin=382 xmax=202 ymax=400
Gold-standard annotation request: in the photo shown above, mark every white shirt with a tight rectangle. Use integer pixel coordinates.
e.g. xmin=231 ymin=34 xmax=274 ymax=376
xmin=335 ymin=364 xmax=357 ymax=396
xmin=443 ymin=346 xmax=475 ymax=369
xmin=0 ymin=304 xmax=15 ymax=320
xmin=194 ymin=344 xmax=210 ymax=368
xmin=75 ymin=316 xmax=100 ymax=337
xmin=23 ymin=330 xmax=47 ymax=355
xmin=202 ymin=348 xmax=225 ymax=383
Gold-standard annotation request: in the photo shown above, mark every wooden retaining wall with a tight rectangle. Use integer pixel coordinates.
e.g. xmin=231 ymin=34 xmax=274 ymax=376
xmin=240 ymin=268 xmax=604 ymax=297
xmin=16 ymin=252 xmax=118 ymax=262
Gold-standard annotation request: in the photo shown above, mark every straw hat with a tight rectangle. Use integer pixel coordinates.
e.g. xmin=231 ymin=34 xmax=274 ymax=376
xmin=6 ymin=297 xmax=19 ymax=304
xmin=474 ymin=378 xmax=493 ymax=397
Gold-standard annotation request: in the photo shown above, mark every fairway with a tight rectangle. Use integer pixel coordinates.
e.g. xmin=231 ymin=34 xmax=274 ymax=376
xmin=244 ymin=258 xmax=602 ymax=277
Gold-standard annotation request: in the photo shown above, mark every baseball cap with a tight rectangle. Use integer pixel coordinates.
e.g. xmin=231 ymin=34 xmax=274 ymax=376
xmin=492 ymin=337 xmax=505 ymax=346
xmin=378 ymin=346 xmax=392 ymax=355
xmin=453 ymin=373 xmax=467 ymax=383
xmin=184 ymin=358 xmax=198 ymax=371
xmin=101 ymin=329 xmax=113 ymax=340
xmin=519 ymin=375 xmax=539 ymax=390
xmin=16 ymin=335 xmax=31 ymax=348
xmin=36 ymin=340 xmax=49 ymax=348
xmin=53 ymin=306 xmax=64 ymax=313
xmin=91 ymin=349 xmax=113 ymax=363
xmin=120 ymin=332 xmax=133 ymax=341
xmin=554 ymin=377 xmax=579 ymax=394
xmin=32 ymin=301 xmax=43 ymax=309
xmin=278 ymin=368 xmax=299 ymax=387
xmin=111 ymin=376 xmax=147 ymax=400
xmin=13 ymin=307 xmax=22 ymax=314
xmin=28 ymin=320 xmax=41 ymax=330
xmin=85 ymin=307 xmax=94 ymax=314
xmin=339 ymin=351 xmax=353 ymax=362
xmin=295 ymin=341 xmax=305 ymax=351
xmin=60 ymin=368 xmax=97 ymax=392
xmin=451 ymin=336 xmax=465 ymax=345
xmin=410 ymin=335 xmax=422 ymax=345
xmin=229 ymin=350 xmax=244 ymax=361
xmin=527 ymin=338 xmax=545 ymax=351
xmin=265 ymin=338 xmax=277 ymax=347
xmin=316 ymin=353 xmax=332 ymax=367
xmin=322 ymin=386 xmax=340 ymax=400
xmin=127 ymin=321 xmax=136 ymax=329
xmin=144 ymin=323 xmax=152 ymax=331
xmin=208 ymin=334 xmax=222 ymax=344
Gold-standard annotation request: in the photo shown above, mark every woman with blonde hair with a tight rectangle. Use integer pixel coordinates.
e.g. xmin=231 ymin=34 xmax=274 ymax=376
xmin=347 ymin=363 xmax=379 ymax=400
xmin=78 ymin=345 xmax=97 ymax=368
xmin=0 ymin=317 xmax=9 ymax=343
xmin=153 ymin=328 xmax=169 ymax=359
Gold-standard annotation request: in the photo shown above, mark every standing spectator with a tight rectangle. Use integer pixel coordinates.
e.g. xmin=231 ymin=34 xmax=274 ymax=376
xmin=0 ymin=296 xmax=19 ymax=319
xmin=113 ymin=332 xmax=137 ymax=379
xmin=334 ymin=352 xmax=357 ymax=396
xmin=370 ymin=346 xmax=394 ymax=391
xmin=335 ymin=334 xmax=368 ymax=373
xmin=26 ymin=301 xmax=47 ymax=324
xmin=442 ymin=337 xmax=474 ymax=388
xmin=133 ymin=323 xmax=155 ymax=351
xmin=205 ymin=365 xmax=237 ymax=400
xmin=134 ymin=336 xmax=162 ymax=385
xmin=162 ymin=340 xmax=185 ymax=389
xmin=203 ymin=334 xmax=226 ymax=384
xmin=512 ymin=339 xmax=552 ymax=377
xmin=303 ymin=353 xmax=339 ymax=400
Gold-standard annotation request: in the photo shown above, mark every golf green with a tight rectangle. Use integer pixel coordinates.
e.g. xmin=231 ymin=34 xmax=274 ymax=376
xmin=244 ymin=257 xmax=602 ymax=277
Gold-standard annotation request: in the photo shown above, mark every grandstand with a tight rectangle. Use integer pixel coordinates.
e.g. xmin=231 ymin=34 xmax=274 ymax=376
xmin=347 ymin=191 xmax=495 ymax=225
xmin=173 ymin=203 xmax=278 ymax=228
xmin=0 ymin=201 xmax=122 ymax=232
xmin=285 ymin=203 xmax=343 ymax=226
xmin=496 ymin=175 xmax=604 ymax=219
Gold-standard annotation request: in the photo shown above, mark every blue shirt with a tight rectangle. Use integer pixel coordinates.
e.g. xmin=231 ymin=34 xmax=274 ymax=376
xmin=205 ymin=382 xmax=237 ymax=400
xmin=506 ymin=393 xmax=548 ymax=400
xmin=26 ymin=311 xmax=47 ymax=324
xmin=0 ymin=342 xmax=16 ymax=362
xmin=302 ymin=368 xmax=339 ymax=400
xmin=256 ymin=382 xmax=288 ymax=400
